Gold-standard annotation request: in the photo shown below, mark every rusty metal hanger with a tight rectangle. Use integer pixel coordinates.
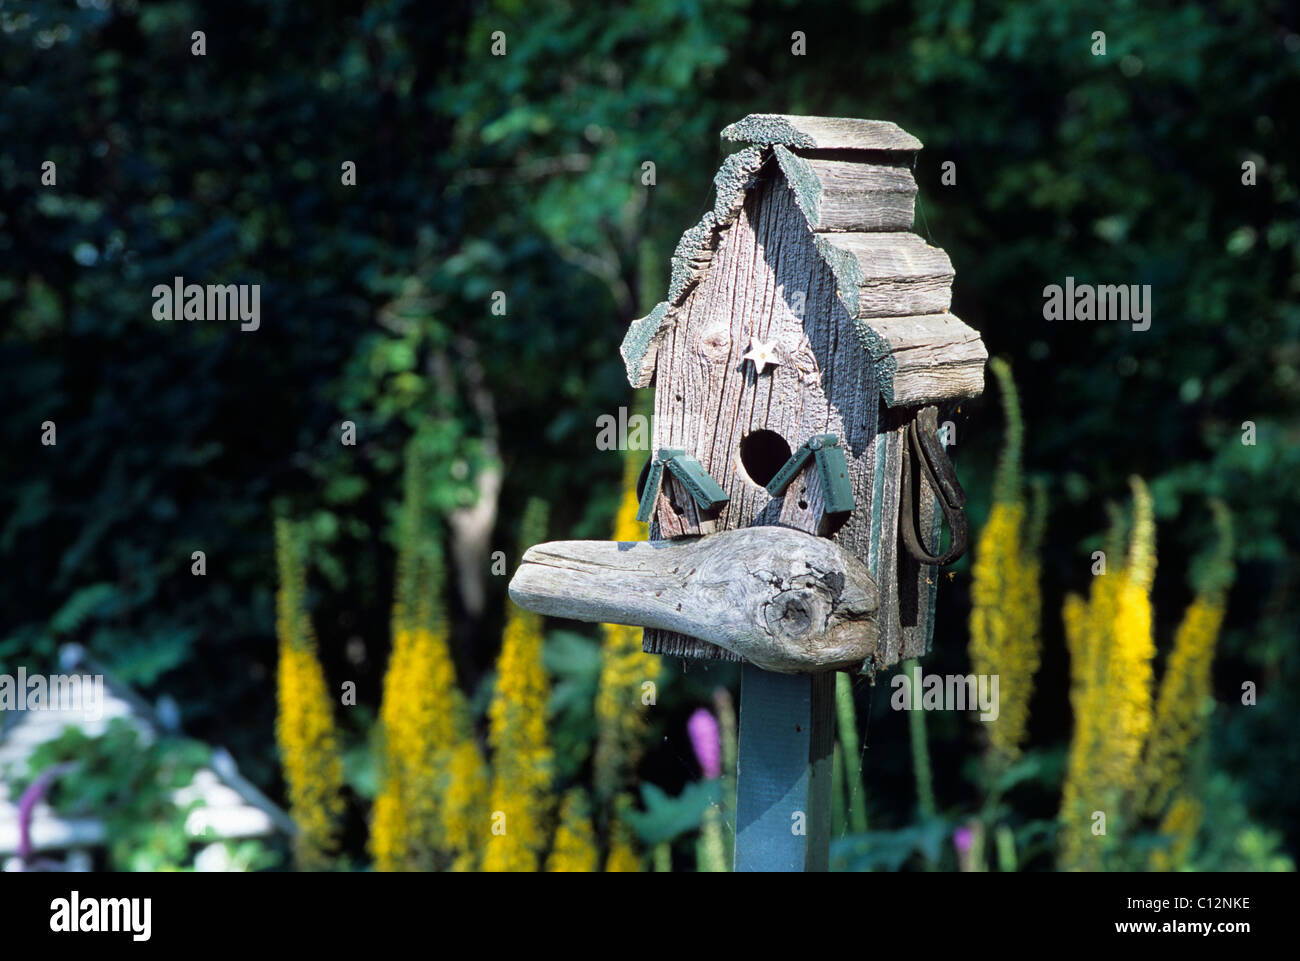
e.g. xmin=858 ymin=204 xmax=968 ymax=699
xmin=900 ymin=405 xmax=968 ymax=566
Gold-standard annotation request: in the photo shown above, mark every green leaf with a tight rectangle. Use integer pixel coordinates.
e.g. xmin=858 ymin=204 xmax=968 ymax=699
xmin=627 ymin=780 xmax=721 ymax=846
xmin=49 ymin=583 xmax=119 ymax=636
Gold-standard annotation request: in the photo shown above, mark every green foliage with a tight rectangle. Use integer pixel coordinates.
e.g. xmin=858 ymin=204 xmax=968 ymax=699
xmin=626 ymin=780 xmax=721 ymax=848
xmin=544 ymin=630 xmax=603 ymax=783
xmin=12 ymin=719 xmax=210 ymax=871
xmin=1190 ymin=772 xmax=1294 ymax=872
xmin=831 ymin=819 xmax=953 ymax=873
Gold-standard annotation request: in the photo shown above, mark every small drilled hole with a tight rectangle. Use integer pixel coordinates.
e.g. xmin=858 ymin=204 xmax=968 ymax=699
xmin=738 ymin=429 xmax=793 ymax=488
xmin=798 ymin=499 xmax=809 ymax=510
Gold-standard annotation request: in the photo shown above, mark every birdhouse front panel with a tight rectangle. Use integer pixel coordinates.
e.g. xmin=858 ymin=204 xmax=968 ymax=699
xmin=621 ymin=115 xmax=987 ymax=675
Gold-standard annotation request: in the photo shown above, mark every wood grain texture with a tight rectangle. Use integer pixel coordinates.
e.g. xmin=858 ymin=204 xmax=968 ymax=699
xmin=722 ymin=114 xmax=923 ymax=152
xmin=640 ymin=174 xmax=941 ymax=667
xmin=775 ymin=145 xmax=917 ymax=232
xmin=622 ymin=147 xmax=767 ymax=388
xmin=858 ymin=313 xmax=988 ymax=407
xmin=622 ymin=138 xmax=987 ymax=411
xmin=814 ymin=231 xmax=954 ymax=319
xmin=621 ymin=300 xmax=670 ymax=389
xmin=508 ymin=527 xmax=880 ymax=673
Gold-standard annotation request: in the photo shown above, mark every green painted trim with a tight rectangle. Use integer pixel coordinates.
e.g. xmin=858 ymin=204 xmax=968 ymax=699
xmin=635 ymin=458 xmax=664 ymax=523
xmin=667 ymin=214 xmax=719 ymax=305
xmin=861 ymin=430 xmax=889 ymax=674
xmin=867 ymin=431 xmax=888 ymax=577
xmin=712 ymin=145 xmax=765 ymax=224
xmin=722 ymin=115 xmax=819 ymax=149
xmin=814 ymin=443 xmax=855 ymax=515
xmin=662 ymin=450 xmax=729 ymax=511
xmin=764 ymin=443 xmax=813 ymax=498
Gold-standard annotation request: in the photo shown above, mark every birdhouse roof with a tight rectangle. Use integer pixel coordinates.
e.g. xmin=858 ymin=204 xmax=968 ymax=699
xmin=621 ymin=115 xmax=986 ymax=408
xmin=721 ymin=113 xmax=924 ymax=151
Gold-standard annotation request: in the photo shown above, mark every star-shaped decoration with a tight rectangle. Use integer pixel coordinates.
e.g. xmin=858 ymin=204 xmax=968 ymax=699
xmin=742 ymin=337 xmax=782 ymax=375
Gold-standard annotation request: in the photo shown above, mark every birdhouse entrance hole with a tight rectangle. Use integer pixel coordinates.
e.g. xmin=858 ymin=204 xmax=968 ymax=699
xmin=739 ymin=429 xmax=793 ymax=488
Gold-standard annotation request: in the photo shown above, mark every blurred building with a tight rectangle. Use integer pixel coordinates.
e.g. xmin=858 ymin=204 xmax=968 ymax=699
xmin=0 ymin=644 xmax=293 ymax=871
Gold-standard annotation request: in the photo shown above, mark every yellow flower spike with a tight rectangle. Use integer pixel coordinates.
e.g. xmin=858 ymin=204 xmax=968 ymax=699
xmin=594 ymin=435 xmax=661 ymax=808
xmin=372 ymin=442 xmax=485 ymax=870
xmin=483 ymin=499 xmax=555 ymax=872
xmin=1141 ymin=501 xmax=1233 ymax=819
xmin=1124 ymin=476 xmax=1157 ymax=593
xmin=1059 ymin=592 xmax=1096 ymax=866
xmin=968 ymin=359 xmax=1043 ymax=766
xmin=604 ymin=809 xmax=642 ymax=872
xmin=545 ymin=789 xmax=600 ymax=872
xmin=1059 ymin=481 xmax=1162 ymax=870
xmin=274 ymin=519 xmax=345 ymax=871
xmin=1149 ymin=794 xmax=1203 ymax=872
xmin=442 ymin=738 xmax=490 ymax=860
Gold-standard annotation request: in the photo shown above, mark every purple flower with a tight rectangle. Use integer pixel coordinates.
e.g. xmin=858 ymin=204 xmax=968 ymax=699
xmin=952 ymin=825 xmax=974 ymax=855
xmin=688 ymin=708 xmax=721 ymax=779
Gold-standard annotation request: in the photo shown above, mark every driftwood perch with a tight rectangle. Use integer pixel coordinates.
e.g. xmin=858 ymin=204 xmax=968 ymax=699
xmin=508 ymin=527 xmax=879 ymax=673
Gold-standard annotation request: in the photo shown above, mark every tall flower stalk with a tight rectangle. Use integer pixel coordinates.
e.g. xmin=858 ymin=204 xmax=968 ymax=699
xmin=482 ymin=498 xmax=555 ymax=872
xmin=604 ymin=795 xmax=642 ymax=871
xmin=1140 ymin=501 xmax=1233 ymax=869
xmin=1141 ymin=501 xmax=1233 ymax=816
xmin=593 ymin=425 xmax=661 ymax=810
xmin=1059 ymin=478 xmax=1157 ymax=870
xmin=274 ymin=518 xmax=345 ymax=870
xmin=371 ymin=443 xmax=487 ymax=871
xmin=834 ymin=673 xmax=868 ymax=834
xmin=545 ymin=788 xmax=599 ymax=872
xmin=904 ymin=657 xmax=937 ymax=823
xmin=968 ymin=357 xmax=1045 ymax=771
xmin=689 ymin=707 xmax=727 ymax=872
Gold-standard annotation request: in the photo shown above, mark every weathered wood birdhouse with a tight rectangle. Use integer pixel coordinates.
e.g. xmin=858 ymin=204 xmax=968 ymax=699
xmin=619 ymin=114 xmax=987 ymax=674
xmin=511 ymin=115 xmax=988 ymax=870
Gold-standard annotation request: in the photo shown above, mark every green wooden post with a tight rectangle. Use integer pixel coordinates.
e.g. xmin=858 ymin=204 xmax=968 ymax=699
xmin=734 ymin=665 xmax=835 ymax=871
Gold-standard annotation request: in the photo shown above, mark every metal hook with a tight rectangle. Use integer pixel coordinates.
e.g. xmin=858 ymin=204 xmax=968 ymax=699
xmin=900 ymin=406 xmax=968 ymax=566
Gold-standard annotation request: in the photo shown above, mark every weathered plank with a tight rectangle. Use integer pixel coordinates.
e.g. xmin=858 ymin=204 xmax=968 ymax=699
xmin=814 ymin=231 xmax=954 ymax=319
xmin=856 ymin=313 xmax=988 ymax=407
xmin=622 ymin=300 xmax=671 ymax=389
xmin=509 ymin=527 xmax=880 ymax=673
xmin=734 ymin=666 xmax=834 ymax=871
xmin=722 ymin=114 xmax=923 ymax=152
xmin=775 ymin=145 xmax=917 ymax=232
